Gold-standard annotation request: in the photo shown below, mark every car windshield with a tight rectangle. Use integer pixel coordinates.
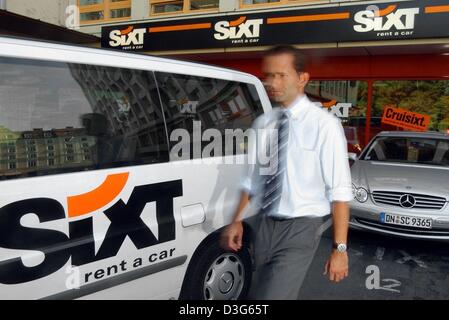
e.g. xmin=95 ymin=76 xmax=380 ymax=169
xmin=363 ymin=136 xmax=449 ymax=166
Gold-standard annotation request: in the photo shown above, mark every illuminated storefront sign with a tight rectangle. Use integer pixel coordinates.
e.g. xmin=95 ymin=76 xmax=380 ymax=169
xmin=102 ymin=0 xmax=449 ymax=51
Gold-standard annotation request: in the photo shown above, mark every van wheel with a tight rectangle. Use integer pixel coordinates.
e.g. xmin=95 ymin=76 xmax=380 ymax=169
xmin=181 ymin=238 xmax=252 ymax=300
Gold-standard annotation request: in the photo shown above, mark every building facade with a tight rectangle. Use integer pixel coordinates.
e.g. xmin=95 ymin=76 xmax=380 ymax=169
xmin=0 ymin=0 xmax=98 ymax=44
xmin=1 ymin=0 xmax=76 ymax=27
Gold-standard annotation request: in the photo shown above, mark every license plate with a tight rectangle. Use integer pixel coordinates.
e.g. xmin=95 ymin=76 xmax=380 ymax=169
xmin=380 ymin=212 xmax=432 ymax=229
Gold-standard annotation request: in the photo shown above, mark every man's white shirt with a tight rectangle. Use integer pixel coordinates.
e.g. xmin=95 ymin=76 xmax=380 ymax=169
xmin=241 ymin=94 xmax=353 ymax=218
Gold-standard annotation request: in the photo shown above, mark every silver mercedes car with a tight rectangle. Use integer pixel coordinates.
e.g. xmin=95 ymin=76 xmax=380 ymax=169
xmin=349 ymin=131 xmax=449 ymax=240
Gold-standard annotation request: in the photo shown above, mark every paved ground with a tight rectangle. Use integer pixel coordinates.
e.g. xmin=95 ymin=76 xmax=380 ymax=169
xmin=298 ymin=227 xmax=449 ymax=300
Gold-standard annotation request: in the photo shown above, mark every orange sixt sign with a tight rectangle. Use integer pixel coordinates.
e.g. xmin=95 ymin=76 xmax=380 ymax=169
xmin=381 ymin=106 xmax=430 ymax=131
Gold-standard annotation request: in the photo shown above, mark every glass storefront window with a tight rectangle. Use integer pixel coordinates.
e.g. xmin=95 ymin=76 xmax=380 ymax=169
xmin=306 ymin=80 xmax=368 ymax=153
xmin=373 ymin=80 xmax=449 ymax=134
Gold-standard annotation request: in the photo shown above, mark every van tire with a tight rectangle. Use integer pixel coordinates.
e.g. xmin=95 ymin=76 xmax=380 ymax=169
xmin=180 ymin=237 xmax=252 ymax=300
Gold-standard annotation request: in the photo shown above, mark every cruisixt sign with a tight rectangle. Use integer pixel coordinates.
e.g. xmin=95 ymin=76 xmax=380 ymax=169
xmin=381 ymin=106 xmax=430 ymax=131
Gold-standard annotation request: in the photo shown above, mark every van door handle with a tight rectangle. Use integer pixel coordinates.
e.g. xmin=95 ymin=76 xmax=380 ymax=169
xmin=180 ymin=203 xmax=205 ymax=227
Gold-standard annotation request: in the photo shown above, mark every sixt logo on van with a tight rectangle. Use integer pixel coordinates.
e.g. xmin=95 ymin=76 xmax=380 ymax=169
xmin=0 ymin=173 xmax=183 ymax=284
xmin=109 ymin=26 xmax=146 ymax=48
xmin=354 ymin=5 xmax=419 ymax=34
xmin=214 ymin=16 xmax=263 ymax=44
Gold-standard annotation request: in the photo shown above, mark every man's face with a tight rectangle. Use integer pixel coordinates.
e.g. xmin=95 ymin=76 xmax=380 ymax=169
xmin=262 ymin=53 xmax=308 ymax=107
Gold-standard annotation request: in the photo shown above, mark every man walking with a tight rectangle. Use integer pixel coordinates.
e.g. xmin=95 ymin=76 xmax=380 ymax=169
xmin=220 ymin=45 xmax=353 ymax=300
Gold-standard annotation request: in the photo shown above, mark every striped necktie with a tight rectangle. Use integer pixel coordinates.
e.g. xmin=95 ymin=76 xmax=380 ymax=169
xmin=260 ymin=110 xmax=289 ymax=217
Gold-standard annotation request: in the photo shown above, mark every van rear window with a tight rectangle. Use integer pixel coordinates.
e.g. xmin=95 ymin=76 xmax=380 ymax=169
xmin=0 ymin=57 xmax=168 ymax=180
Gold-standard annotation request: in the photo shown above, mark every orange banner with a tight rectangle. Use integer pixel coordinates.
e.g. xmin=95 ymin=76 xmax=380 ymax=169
xmin=381 ymin=106 xmax=430 ymax=131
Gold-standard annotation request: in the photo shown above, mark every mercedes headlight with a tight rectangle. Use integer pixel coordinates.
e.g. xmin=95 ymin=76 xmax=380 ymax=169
xmin=352 ymin=184 xmax=368 ymax=203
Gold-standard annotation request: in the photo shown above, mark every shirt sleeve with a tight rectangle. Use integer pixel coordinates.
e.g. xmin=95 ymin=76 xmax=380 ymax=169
xmin=240 ymin=139 xmax=255 ymax=194
xmin=320 ymin=117 xmax=354 ymax=203
xmin=240 ymin=117 xmax=263 ymax=196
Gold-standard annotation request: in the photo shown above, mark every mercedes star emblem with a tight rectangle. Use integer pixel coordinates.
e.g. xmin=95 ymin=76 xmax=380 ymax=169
xmin=399 ymin=194 xmax=416 ymax=208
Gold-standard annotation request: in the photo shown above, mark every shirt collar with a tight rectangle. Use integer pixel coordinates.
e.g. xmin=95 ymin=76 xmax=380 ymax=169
xmin=283 ymin=94 xmax=308 ymax=121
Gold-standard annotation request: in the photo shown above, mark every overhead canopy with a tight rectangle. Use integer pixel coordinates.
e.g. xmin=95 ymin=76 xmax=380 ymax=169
xmin=101 ymin=0 xmax=449 ymax=52
xmin=0 ymin=9 xmax=99 ymax=45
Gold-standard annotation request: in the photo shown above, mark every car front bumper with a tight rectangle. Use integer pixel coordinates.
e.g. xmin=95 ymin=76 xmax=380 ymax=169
xmin=349 ymin=202 xmax=449 ymax=241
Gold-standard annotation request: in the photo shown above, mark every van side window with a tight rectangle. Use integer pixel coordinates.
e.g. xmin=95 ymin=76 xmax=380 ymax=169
xmin=0 ymin=57 xmax=168 ymax=180
xmin=154 ymin=72 xmax=263 ymax=160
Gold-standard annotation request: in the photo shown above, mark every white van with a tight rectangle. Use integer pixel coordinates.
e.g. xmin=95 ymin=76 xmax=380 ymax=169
xmin=0 ymin=36 xmax=271 ymax=300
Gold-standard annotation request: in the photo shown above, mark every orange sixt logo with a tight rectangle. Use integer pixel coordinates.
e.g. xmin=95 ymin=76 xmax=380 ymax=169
xmin=354 ymin=5 xmax=419 ymax=33
xmin=109 ymin=26 xmax=146 ymax=47
xmin=214 ymin=16 xmax=263 ymax=41
xmin=0 ymin=173 xmax=183 ymax=284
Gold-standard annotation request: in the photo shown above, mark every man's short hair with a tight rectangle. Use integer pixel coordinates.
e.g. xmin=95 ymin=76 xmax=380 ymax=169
xmin=265 ymin=45 xmax=307 ymax=73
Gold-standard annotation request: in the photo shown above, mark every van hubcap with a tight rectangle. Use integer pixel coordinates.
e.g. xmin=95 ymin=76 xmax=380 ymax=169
xmin=203 ymin=253 xmax=245 ymax=300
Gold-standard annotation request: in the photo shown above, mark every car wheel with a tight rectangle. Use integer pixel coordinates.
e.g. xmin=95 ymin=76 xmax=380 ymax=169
xmin=180 ymin=237 xmax=252 ymax=300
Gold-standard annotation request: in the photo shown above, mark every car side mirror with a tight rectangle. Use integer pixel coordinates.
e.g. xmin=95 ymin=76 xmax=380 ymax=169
xmin=348 ymin=152 xmax=358 ymax=167
xmin=348 ymin=152 xmax=358 ymax=161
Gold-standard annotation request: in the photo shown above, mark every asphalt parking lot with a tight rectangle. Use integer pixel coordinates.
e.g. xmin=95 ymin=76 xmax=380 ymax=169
xmin=298 ymin=227 xmax=449 ymax=300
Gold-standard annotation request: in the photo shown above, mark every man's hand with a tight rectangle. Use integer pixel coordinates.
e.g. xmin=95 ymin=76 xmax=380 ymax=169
xmin=323 ymin=251 xmax=349 ymax=282
xmin=220 ymin=221 xmax=243 ymax=252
